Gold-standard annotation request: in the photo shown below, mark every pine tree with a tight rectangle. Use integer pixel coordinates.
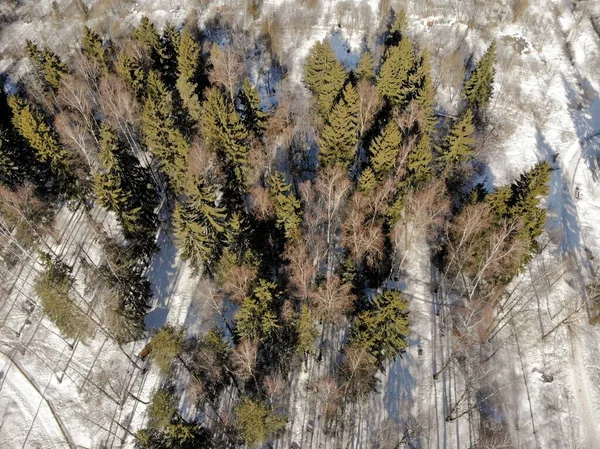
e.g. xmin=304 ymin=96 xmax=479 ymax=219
xmin=462 ymin=40 xmax=497 ymax=110
xmin=368 ymin=120 xmax=401 ymax=179
xmin=412 ymin=49 xmax=437 ymax=134
xmin=149 ymin=324 xmax=184 ymax=374
xmin=268 ymin=172 xmax=302 ymax=240
xmin=234 ymin=397 xmax=286 ymax=448
xmin=8 ymin=95 xmax=81 ymax=199
xmin=439 ymin=109 xmax=475 ymax=164
xmin=304 ymin=40 xmax=347 ymax=113
xmin=356 ymin=51 xmax=375 ymax=82
xmin=174 ymin=176 xmax=227 ymax=273
xmin=351 ymin=289 xmax=409 ymax=363
xmin=376 ymin=36 xmax=415 ymax=106
xmin=407 ymin=132 xmax=433 ymax=187
xmin=236 ymin=279 xmax=280 ymax=341
xmin=200 ymin=87 xmax=250 ymax=197
xmin=238 ymin=78 xmax=267 ymax=137
xmin=318 ymin=83 xmax=359 ymax=169
xmin=142 ymin=72 xmax=189 ymax=191
xmin=82 ymin=26 xmax=110 ymax=72
xmin=176 ymin=28 xmax=202 ymax=121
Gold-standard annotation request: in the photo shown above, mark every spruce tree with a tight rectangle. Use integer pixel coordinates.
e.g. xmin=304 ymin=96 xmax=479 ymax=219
xmin=318 ymin=83 xmax=359 ymax=169
xmin=268 ymin=172 xmax=302 ymax=240
xmin=238 ymin=78 xmax=267 ymax=137
xmin=149 ymin=324 xmax=184 ymax=374
xmin=142 ymin=71 xmax=189 ymax=191
xmin=234 ymin=397 xmax=286 ymax=448
xmin=351 ymin=289 xmax=409 ymax=363
xmin=160 ymin=22 xmax=180 ymax=88
xmin=176 ymin=28 xmax=202 ymax=121
xmin=296 ymin=303 xmax=317 ymax=356
xmin=368 ymin=120 xmax=401 ymax=179
xmin=462 ymin=40 xmax=497 ymax=110
xmin=356 ymin=51 xmax=375 ymax=82
xmin=200 ymin=87 xmax=250 ymax=197
xmin=236 ymin=279 xmax=280 ymax=341
xmin=385 ymin=8 xmax=407 ymax=48
xmin=439 ymin=109 xmax=475 ymax=164
xmin=304 ymin=40 xmax=347 ymax=113
xmin=412 ymin=49 xmax=437 ymax=134
xmin=376 ymin=36 xmax=415 ymax=106
xmin=8 ymin=95 xmax=81 ymax=199
xmin=407 ymin=132 xmax=433 ymax=187
xmin=358 ymin=166 xmax=377 ymax=193
xmin=117 ymin=49 xmax=148 ymax=99
xmin=131 ymin=16 xmax=162 ymax=62
xmin=25 ymin=40 xmax=68 ymax=91
xmin=174 ymin=176 xmax=227 ymax=273
xmin=82 ymin=26 xmax=110 ymax=72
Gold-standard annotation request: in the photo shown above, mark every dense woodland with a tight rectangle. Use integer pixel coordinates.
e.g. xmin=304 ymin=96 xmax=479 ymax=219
xmin=0 ymin=8 xmax=551 ymax=449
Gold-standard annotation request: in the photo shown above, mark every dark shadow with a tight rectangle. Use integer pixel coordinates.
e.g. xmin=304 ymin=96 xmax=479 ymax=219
xmin=329 ymin=29 xmax=360 ymax=71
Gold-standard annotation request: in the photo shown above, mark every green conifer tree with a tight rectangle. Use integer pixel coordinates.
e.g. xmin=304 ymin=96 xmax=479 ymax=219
xmin=131 ymin=16 xmax=162 ymax=61
xmin=303 ymin=40 xmax=347 ymax=113
xmin=462 ymin=40 xmax=497 ymax=110
xmin=385 ymin=8 xmax=407 ymax=48
xmin=234 ymin=397 xmax=286 ymax=448
xmin=238 ymin=78 xmax=267 ymax=137
xmin=160 ymin=22 xmax=180 ymax=87
xmin=117 ymin=49 xmax=148 ymax=99
xmin=412 ymin=49 xmax=437 ymax=134
xmin=268 ymin=172 xmax=302 ymax=240
xmin=407 ymin=132 xmax=433 ymax=187
xmin=200 ymin=87 xmax=250 ymax=197
xmin=439 ymin=109 xmax=475 ymax=164
xmin=82 ymin=26 xmax=110 ymax=72
xmin=236 ymin=279 xmax=280 ymax=341
xmin=351 ymin=289 xmax=409 ymax=363
xmin=176 ymin=28 xmax=202 ymax=121
xmin=368 ymin=121 xmax=401 ymax=179
xmin=296 ymin=304 xmax=317 ymax=356
xmin=356 ymin=51 xmax=375 ymax=82
xmin=376 ymin=36 xmax=415 ymax=106
xmin=25 ymin=41 xmax=68 ymax=91
xmin=318 ymin=83 xmax=359 ymax=169
xmin=142 ymin=72 xmax=189 ymax=191
xmin=149 ymin=324 xmax=184 ymax=374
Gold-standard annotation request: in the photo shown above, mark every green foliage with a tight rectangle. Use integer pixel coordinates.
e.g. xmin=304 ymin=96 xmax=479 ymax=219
xmin=238 ymin=78 xmax=267 ymax=137
xmin=268 ymin=172 xmax=302 ymax=240
xmin=236 ymin=279 xmax=280 ymax=341
xmin=318 ymin=83 xmax=359 ymax=169
xmin=356 ymin=51 xmax=375 ymax=82
xmin=358 ymin=166 xmax=377 ymax=193
xmin=148 ymin=389 xmax=177 ymax=431
xmin=407 ymin=132 xmax=433 ymax=187
xmin=142 ymin=72 xmax=189 ymax=191
xmin=35 ymin=253 xmax=92 ymax=341
xmin=200 ymin=87 xmax=250 ymax=197
xmin=94 ymin=123 xmax=158 ymax=246
xmin=385 ymin=8 xmax=407 ymax=48
xmin=25 ymin=40 xmax=68 ymax=91
xmin=132 ymin=16 xmax=162 ymax=61
xmin=462 ymin=41 xmax=497 ymax=110
xmin=150 ymin=324 xmax=184 ymax=374
xmin=82 ymin=27 xmax=110 ymax=72
xmin=296 ymin=303 xmax=317 ymax=355
xmin=117 ymin=48 xmax=148 ymax=99
xmin=160 ymin=23 xmax=180 ymax=87
xmin=174 ymin=177 xmax=227 ymax=273
xmin=234 ymin=397 xmax=286 ymax=448
xmin=411 ymin=49 xmax=437 ymax=134
xmin=351 ymin=289 xmax=410 ymax=363
xmin=136 ymin=425 xmax=213 ymax=449
xmin=304 ymin=40 xmax=347 ymax=114
xmin=376 ymin=36 xmax=415 ymax=106
xmin=176 ymin=29 xmax=202 ymax=121
xmin=8 ymin=95 xmax=81 ymax=200
xmin=368 ymin=121 xmax=401 ymax=179
xmin=439 ymin=109 xmax=475 ymax=164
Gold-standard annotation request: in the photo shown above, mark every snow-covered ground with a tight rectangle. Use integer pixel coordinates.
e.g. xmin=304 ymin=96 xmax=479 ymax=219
xmin=1 ymin=0 xmax=600 ymax=448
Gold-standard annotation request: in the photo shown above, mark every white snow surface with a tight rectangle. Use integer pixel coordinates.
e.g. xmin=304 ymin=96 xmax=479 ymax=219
xmin=0 ymin=0 xmax=600 ymax=448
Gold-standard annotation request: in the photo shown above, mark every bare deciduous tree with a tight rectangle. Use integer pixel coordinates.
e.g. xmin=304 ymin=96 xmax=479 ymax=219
xmin=231 ymin=338 xmax=258 ymax=381
xmin=209 ymin=43 xmax=246 ymax=103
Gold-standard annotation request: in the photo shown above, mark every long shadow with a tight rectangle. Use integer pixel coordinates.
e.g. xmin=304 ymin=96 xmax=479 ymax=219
xmin=535 ymin=127 xmax=581 ymax=253
xmin=144 ymin=229 xmax=180 ymax=331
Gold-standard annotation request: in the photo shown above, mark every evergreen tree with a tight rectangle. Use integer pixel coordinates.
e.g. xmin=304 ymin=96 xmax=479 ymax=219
xmin=407 ymin=132 xmax=433 ymax=187
xmin=304 ymin=40 xmax=347 ymax=113
xmin=358 ymin=166 xmax=377 ymax=193
xmin=160 ymin=22 xmax=180 ymax=88
xmin=462 ymin=41 xmax=497 ymax=110
xmin=8 ymin=95 xmax=81 ymax=199
xmin=131 ymin=16 xmax=162 ymax=63
xmin=439 ymin=109 xmax=475 ymax=164
xmin=296 ymin=303 xmax=317 ymax=356
xmin=25 ymin=40 xmax=68 ymax=91
xmin=142 ymin=72 xmax=189 ymax=191
xmin=117 ymin=49 xmax=148 ymax=99
xmin=234 ymin=397 xmax=286 ymax=448
xmin=385 ymin=8 xmax=407 ymax=48
xmin=318 ymin=83 xmax=359 ymax=169
xmin=149 ymin=324 xmax=183 ymax=374
xmin=174 ymin=176 xmax=227 ymax=273
xmin=236 ymin=279 xmax=280 ymax=341
xmin=368 ymin=120 xmax=401 ymax=179
xmin=411 ymin=49 xmax=437 ymax=134
xmin=356 ymin=51 xmax=375 ymax=82
xmin=351 ymin=289 xmax=409 ymax=363
xmin=82 ymin=26 xmax=110 ymax=72
xmin=376 ymin=37 xmax=415 ymax=106
xmin=200 ymin=87 xmax=250 ymax=197
xmin=268 ymin=172 xmax=302 ymax=240
xmin=238 ymin=78 xmax=267 ymax=137
xmin=176 ymin=28 xmax=202 ymax=121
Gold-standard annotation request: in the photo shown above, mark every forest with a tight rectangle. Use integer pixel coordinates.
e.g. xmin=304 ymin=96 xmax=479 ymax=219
xmin=0 ymin=4 xmax=555 ymax=449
